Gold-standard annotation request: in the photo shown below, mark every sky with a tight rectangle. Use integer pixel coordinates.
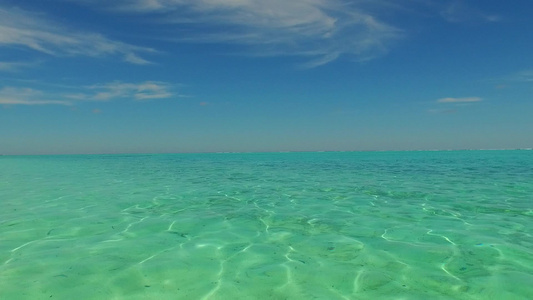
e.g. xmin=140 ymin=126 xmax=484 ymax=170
xmin=0 ymin=0 xmax=532 ymax=155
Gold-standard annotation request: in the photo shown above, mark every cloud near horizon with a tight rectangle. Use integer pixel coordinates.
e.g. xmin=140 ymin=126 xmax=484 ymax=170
xmin=0 ymin=87 xmax=72 ymax=106
xmin=437 ymin=97 xmax=482 ymax=103
xmin=0 ymin=6 xmax=154 ymax=65
xmin=88 ymin=81 xmax=174 ymax=101
xmin=0 ymin=81 xmax=175 ymax=106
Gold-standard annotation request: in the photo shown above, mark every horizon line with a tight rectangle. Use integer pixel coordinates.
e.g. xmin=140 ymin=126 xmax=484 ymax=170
xmin=1 ymin=148 xmax=531 ymax=157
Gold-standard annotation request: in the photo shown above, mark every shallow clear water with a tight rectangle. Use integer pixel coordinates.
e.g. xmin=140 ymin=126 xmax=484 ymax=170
xmin=1 ymin=151 xmax=532 ymax=299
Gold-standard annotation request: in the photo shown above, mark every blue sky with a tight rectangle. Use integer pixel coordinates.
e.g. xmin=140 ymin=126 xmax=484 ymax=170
xmin=1 ymin=0 xmax=532 ymax=154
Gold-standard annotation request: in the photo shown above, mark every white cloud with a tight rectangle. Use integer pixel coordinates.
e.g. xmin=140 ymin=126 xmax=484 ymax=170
xmin=0 ymin=61 xmax=36 ymax=72
xmin=436 ymin=97 xmax=482 ymax=103
xmin=0 ymin=81 xmax=175 ymax=106
xmin=89 ymin=81 xmax=173 ymax=101
xmin=511 ymin=70 xmax=533 ymax=82
xmin=440 ymin=1 xmax=499 ymax=23
xmin=124 ymin=53 xmax=152 ymax=65
xmin=83 ymin=0 xmax=404 ymax=66
xmin=0 ymin=87 xmax=72 ymax=105
xmin=0 ymin=6 xmax=154 ymax=64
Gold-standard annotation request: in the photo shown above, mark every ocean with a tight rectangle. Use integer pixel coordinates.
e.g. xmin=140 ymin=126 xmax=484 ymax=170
xmin=1 ymin=151 xmax=532 ymax=299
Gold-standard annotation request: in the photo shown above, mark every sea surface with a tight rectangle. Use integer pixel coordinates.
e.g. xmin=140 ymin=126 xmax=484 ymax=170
xmin=1 ymin=151 xmax=532 ymax=299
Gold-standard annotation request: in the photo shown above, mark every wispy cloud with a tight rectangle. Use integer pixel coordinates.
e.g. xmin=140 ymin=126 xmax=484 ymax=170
xmin=436 ymin=97 xmax=482 ymax=103
xmin=0 ymin=87 xmax=71 ymax=106
xmin=1 ymin=81 xmax=175 ymax=106
xmin=84 ymin=0 xmax=404 ymax=67
xmin=88 ymin=81 xmax=173 ymax=101
xmin=510 ymin=70 xmax=533 ymax=82
xmin=0 ymin=61 xmax=38 ymax=72
xmin=0 ymin=6 xmax=154 ymax=64
xmin=429 ymin=96 xmax=482 ymax=114
xmin=440 ymin=1 xmax=500 ymax=23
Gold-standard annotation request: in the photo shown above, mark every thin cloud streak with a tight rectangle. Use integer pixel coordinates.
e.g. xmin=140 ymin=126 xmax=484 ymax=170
xmin=89 ymin=81 xmax=174 ymax=101
xmin=0 ymin=87 xmax=72 ymax=106
xmin=0 ymin=6 xmax=154 ymax=64
xmin=0 ymin=61 xmax=38 ymax=72
xmin=437 ymin=97 xmax=482 ymax=103
xmin=440 ymin=0 xmax=500 ymax=23
xmin=0 ymin=81 xmax=175 ymax=106
xmin=511 ymin=70 xmax=533 ymax=82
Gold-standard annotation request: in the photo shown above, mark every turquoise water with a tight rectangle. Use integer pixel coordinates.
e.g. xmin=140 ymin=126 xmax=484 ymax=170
xmin=1 ymin=151 xmax=532 ymax=299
